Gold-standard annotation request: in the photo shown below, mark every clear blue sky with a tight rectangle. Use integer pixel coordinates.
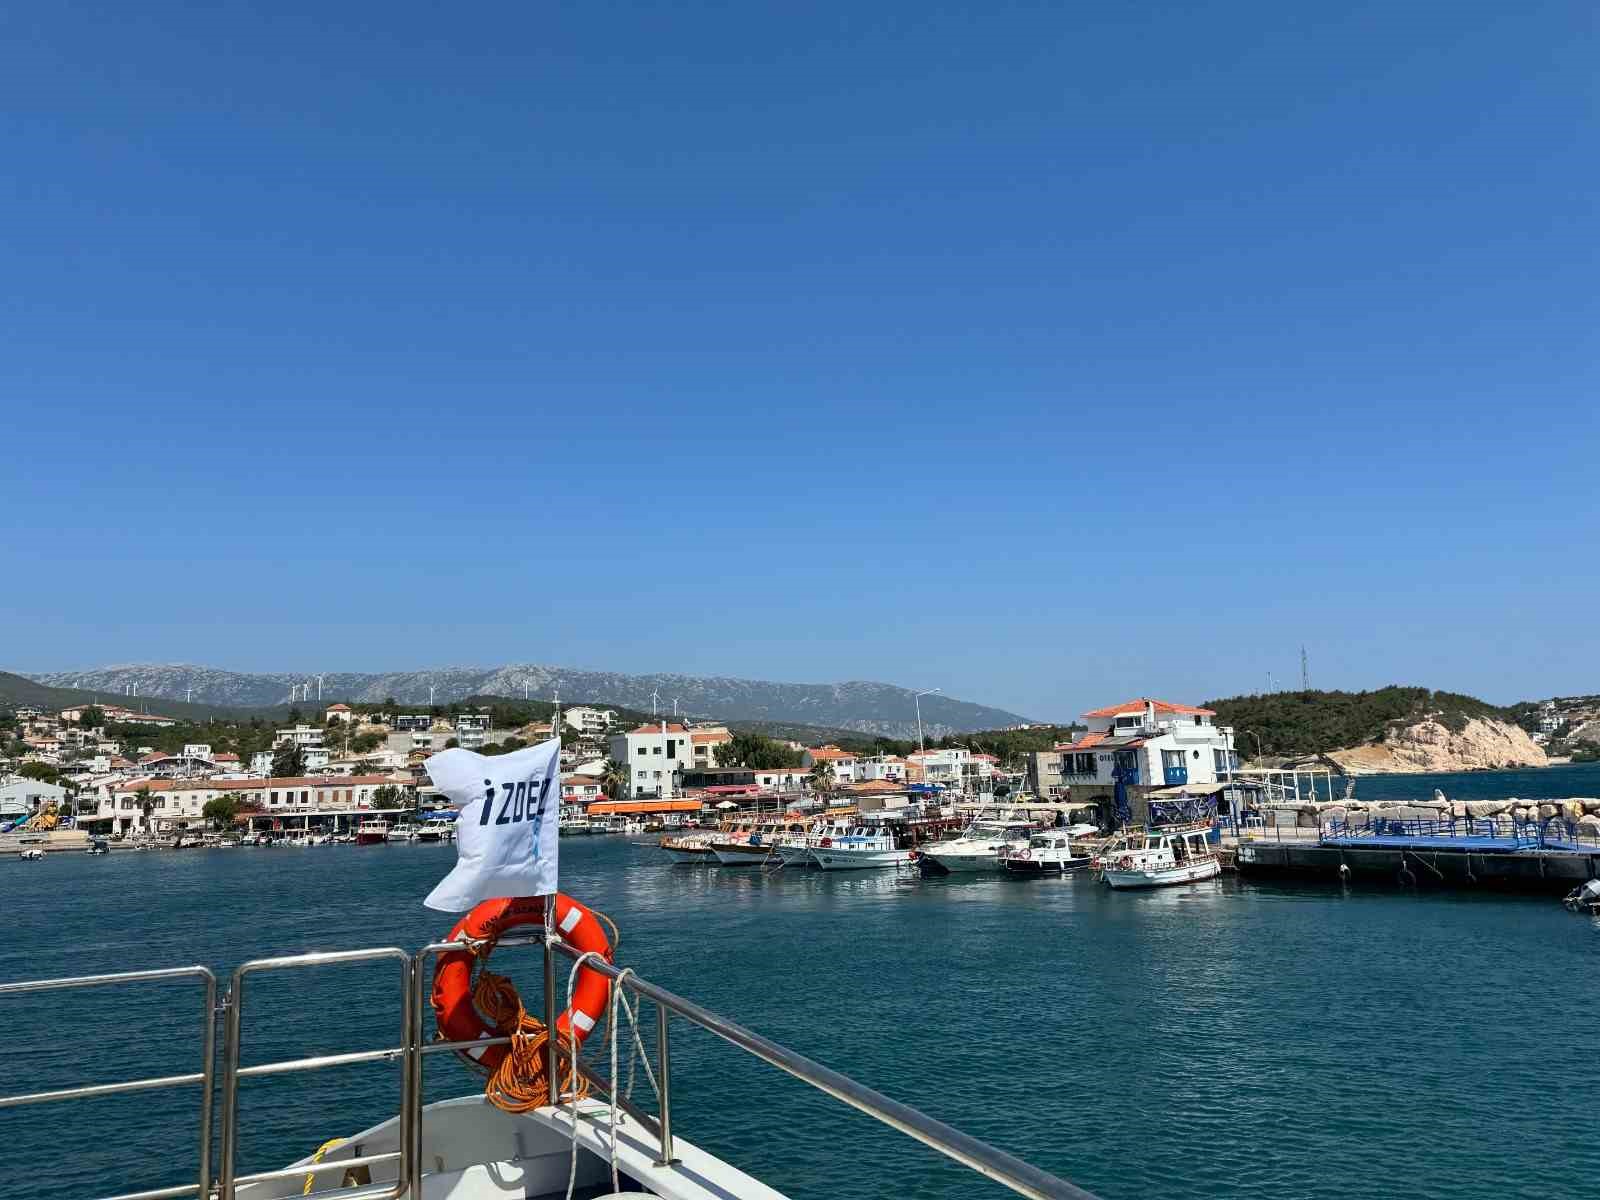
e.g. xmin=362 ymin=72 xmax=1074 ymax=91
xmin=4 ymin=0 xmax=1597 ymax=720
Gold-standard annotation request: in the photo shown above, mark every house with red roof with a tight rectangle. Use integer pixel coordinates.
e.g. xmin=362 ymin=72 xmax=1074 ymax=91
xmin=1027 ymin=698 xmax=1239 ymax=820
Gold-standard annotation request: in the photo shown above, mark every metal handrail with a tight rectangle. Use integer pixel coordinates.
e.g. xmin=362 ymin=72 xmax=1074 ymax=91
xmin=541 ymin=938 xmax=1100 ymax=1200
xmin=0 ymin=965 xmax=216 ymax=1200
xmin=218 ymin=948 xmax=412 ymax=1200
xmin=7 ymin=936 xmax=1103 ymax=1200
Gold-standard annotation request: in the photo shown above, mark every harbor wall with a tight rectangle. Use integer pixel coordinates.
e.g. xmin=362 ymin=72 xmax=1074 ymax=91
xmin=1236 ymin=841 xmax=1599 ymax=894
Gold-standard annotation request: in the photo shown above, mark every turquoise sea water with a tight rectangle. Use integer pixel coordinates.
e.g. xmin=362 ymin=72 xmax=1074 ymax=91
xmin=6 ymin=765 xmax=1600 ymax=1200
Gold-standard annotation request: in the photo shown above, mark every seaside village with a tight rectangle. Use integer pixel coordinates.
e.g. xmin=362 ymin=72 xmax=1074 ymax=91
xmin=9 ymin=694 xmax=1600 ymax=894
xmin=3 ymin=696 xmax=1267 ymax=853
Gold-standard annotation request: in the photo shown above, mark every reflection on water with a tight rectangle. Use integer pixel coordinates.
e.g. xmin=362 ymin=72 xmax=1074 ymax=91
xmin=4 ymin=834 xmax=1596 ymax=1200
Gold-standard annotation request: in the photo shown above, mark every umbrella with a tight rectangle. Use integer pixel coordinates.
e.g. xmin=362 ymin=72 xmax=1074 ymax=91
xmin=1112 ymin=768 xmax=1132 ymax=829
xmin=715 ymin=800 xmax=739 ymax=810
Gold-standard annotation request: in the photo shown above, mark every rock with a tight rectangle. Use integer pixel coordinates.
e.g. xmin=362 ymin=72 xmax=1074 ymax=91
xmin=1465 ymin=799 xmax=1510 ymax=818
xmin=1539 ymin=803 xmax=1559 ymax=820
xmin=1579 ymin=815 xmax=1600 ymax=835
xmin=1322 ymin=718 xmax=1548 ymax=776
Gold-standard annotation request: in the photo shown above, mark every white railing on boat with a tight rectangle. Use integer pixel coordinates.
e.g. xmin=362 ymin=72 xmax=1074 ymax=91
xmin=1 ymin=935 xmax=1102 ymax=1200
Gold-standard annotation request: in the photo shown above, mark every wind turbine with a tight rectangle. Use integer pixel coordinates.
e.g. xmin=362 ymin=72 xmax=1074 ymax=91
xmin=650 ymin=689 xmax=660 ymax=716
xmin=315 ymin=674 xmax=325 ymax=703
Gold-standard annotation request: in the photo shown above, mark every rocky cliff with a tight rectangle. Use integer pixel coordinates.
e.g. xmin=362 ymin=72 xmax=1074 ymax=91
xmin=1320 ymin=716 xmax=1548 ymax=775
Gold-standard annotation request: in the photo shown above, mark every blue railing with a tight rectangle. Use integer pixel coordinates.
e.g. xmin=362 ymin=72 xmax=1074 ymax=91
xmin=1320 ymin=814 xmax=1600 ymax=851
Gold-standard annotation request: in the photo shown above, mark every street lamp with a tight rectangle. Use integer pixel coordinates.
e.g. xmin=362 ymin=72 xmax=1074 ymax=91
xmin=1244 ymin=729 xmax=1264 ymax=764
xmin=914 ymin=688 xmax=941 ymax=754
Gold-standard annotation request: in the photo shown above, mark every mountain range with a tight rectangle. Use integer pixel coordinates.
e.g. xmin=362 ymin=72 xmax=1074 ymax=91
xmin=23 ymin=663 xmax=1033 ymax=739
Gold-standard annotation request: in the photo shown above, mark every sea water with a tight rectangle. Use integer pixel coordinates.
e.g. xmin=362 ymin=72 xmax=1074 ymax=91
xmin=5 ymin=766 xmax=1600 ymax=1200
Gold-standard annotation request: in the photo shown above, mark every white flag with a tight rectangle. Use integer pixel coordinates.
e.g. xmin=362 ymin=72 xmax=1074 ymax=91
xmin=423 ymin=737 xmax=561 ymax=912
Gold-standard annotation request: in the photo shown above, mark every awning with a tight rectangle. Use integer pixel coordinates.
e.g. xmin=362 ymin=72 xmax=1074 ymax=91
xmin=1142 ymin=782 xmax=1231 ymax=799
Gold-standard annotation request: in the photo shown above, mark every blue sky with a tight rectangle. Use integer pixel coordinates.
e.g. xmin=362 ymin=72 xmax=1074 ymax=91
xmin=3 ymin=0 xmax=1597 ymax=720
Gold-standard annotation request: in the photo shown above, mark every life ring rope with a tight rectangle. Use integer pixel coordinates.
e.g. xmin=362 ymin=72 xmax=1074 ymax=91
xmin=432 ymin=893 xmax=616 ymax=1113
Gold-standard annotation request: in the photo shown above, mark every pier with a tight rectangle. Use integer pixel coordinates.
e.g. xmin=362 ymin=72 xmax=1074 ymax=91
xmin=1234 ymin=815 xmax=1600 ymax=894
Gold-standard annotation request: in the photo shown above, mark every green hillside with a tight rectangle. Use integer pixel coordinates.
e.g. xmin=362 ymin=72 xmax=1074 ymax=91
xmin=1204 ymin=687 xmax=1507 ymax=758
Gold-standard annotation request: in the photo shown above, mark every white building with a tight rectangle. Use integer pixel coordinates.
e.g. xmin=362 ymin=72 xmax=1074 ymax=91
xmin=0 ymin=778 xmax=68 ymax=820
xmin=1051 ymin=698 xmax=1239 ymax=820
xmin=607 ymin=723 xmax=698 ymax=799
xmin=856 ymin=755 xmax=908 ymax=783
xmin=455 ymin=714 xmax=491 ymax=750
xmin=563 ymin=706 xmax=617 ymax=735
xmin=98 ymin=774 xmax=406 ymax=834
xmin=274 ymin=725 xmax=326 ymax=749
xmin=324 ymin=703 xmax=355 ymax=724
xmin=801 ymin=746 xmax=857 ymax=783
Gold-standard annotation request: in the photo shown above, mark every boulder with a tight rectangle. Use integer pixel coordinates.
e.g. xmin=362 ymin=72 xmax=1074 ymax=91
xmin=1539 ymin=803 xmax=1559 ymax=820
xmin=1579 ymin=815 xmax=1600 ymax=835
xmin=1465 ymin=799 xmax=1510 ymax=818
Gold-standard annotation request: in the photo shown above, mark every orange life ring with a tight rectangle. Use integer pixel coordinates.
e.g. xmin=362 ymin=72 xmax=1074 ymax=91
xmin=432 ymin=894 xmax=613 ymax=1073
xmin=1115 ymin=855 xmax=1134 ymax=870
xmin=819 ymin=836 xmax=832 ymax=848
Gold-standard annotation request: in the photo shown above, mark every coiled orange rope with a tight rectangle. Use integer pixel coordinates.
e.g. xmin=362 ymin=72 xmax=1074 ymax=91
xmin=469 ymin=964 xmax=591 ymax=1114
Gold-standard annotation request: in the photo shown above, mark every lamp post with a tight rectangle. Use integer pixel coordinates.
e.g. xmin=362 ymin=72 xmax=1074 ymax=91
xmin=914 ymin=688 xmax=941 ymax=754
xmin=1245 ymin=729 xmax=1264 ymax=764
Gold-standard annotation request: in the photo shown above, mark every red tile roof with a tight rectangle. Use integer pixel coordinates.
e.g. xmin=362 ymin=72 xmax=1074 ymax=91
xmin=806 ymin=746 xmax=854 ymax=761
xmin=1061 ymin=732 xmax=1109 ymax=751
xmin=629 ymin=723 xmax=687 ymax=735
xmin=1082 ymin=698 xmax=1215 ymax=718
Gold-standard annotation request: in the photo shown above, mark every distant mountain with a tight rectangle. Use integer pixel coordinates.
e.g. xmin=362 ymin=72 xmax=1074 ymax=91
xmin=25 ymin=663 xmax=1033 ymax=739
xmin=0 ymin=671 xmax=238 ymax=721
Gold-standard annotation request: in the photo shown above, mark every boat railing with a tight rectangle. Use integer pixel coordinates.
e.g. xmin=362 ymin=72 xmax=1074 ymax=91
xmin=0 ymin=965 xmax=218 ymax=1200
xmin=3 ymin=934 xmax=1102 ymax=1200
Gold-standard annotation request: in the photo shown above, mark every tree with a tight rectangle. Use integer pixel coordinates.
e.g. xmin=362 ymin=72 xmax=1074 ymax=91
xmin=445 ymin=737 xmax=460 ymax=749
xmin=78 ymin=705 xmax=104 ymax=729
xmin=202 ymin=794 xmax=241 ymax=830
xmin=18 ymin=761 xmax=60 ymax=784
xmin=808 ymin=760 xmax=836 ymax=796
xmin=271 ymin=741 xmax=305 ymax=778
xmin=370 ymin=783 xmax=402 ymax=810
xmin=715 ymin=732 xmax=803 ymax=770
xmin=137 ymin=787 xmax=156 ymax=835
xmin=601 ymin=758 xmax=628 ymax=800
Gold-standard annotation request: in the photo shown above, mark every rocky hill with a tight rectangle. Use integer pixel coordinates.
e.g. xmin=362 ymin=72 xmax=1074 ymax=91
xmin=1206 ymin=686 xmax=1547 ymax=774
xmin=25 ymin=663 xmax=1032 ymax=739
xmin=1313 ymin=715 xmax=1547 ymax=775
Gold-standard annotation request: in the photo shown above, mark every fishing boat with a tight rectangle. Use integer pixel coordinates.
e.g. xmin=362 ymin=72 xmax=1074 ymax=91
xmin=1101 ymin=826 xmax=1220 ymax=889
xmin=709 ymin=832 xmax=774 ymax=866
xmin=0 ymin=901 xmax=1100 ymax=1200
xmin=775 ymin=817 xmax=854 ymax=867
xmin=659 ymin=831 xmax=717 ymax=863
xmin=86 ymin=838 xmax=110 ymax=856
xmin=354 ymin=817 xmax=390 ymax=846
xmin=19 ymin=847 xmax=44 ymax=862
xmin=919 ymin=815 xmax=1037 ymax=874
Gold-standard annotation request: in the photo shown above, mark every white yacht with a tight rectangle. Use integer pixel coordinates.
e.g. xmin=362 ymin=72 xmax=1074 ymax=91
xmin=920 ymin=816 xmax=1036 ymax=874
xmin=775 ymin=817 xmax=853 ymax=867
xmin=0 ymin=924 xmax=1101 ymax=1200
xmin=1003 ymin=831 xmax=1093 ymax=876
xmin=1101 ymin=826 xmax=1221 ymax=889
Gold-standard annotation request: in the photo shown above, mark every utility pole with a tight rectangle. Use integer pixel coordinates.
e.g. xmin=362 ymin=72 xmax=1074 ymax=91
xmin=915 ymin=688 xmax=941 ymax=754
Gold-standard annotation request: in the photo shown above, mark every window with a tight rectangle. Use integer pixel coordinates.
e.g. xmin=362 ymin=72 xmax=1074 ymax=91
xmin=637 ymin=746 xmax=647 ymax=756
xmin=1161 ymin=750 xmax=1184 ymax=770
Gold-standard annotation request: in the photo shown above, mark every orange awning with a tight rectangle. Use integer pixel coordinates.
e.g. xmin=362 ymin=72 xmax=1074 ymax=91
xmin=586 ymin=799 xmax=704 ymax=815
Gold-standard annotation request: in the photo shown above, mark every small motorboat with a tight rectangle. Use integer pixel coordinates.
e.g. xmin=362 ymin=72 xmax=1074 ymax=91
xmin=1003 ymin=832 xmax=1092 ymax=876
xmin=86 ymin=839 xmax=110 ymax=856
xmin=1564 ymin=879 xmax=1600 ymax=913
xmin=19 ymin=848 xmax=45 ymax=862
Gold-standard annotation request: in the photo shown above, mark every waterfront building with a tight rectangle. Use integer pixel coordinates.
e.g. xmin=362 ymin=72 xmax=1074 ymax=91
xmin=561 ymin=776 xmax=605 ymax=805
xmin=96 ymin=773 xmax=410 ymax=835
xmin=608 ymin=723 xmax=698 ymax=798
xmin=1050 ymin=698 xmax=1239 ymax=823
xmin=0 ymin=777 xmax=68 ymax=820
xmin=801 ymin=745 xmax=858 ymax=783
xmin=751 ymin=766 xmax=810 ymax=793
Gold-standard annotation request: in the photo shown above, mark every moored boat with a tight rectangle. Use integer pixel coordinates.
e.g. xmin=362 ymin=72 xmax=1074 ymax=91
xmin=355 ymin=817 xmax=390 ymax=846
xmin=1101 ymin=826 xmax=1220 ymax=889
xmin=920 ymin=815 xmax=1037 ymax=874
xmin=1003 ymin=831 xmax=1093 ymax=876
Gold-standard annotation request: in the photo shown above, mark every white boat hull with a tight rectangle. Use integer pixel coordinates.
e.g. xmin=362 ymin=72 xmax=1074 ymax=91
xmin=922 ymin=849 xmax=1008 ymax=872
xmin=809 ymin=847 xmax=912 ymax=870
xmin=775 ymin=844 xmax=814 ymax=867
xmin=665 ymin=845 xmax=714 ymax=864
xmin=1103 ymin=857 xmax=1221 ymax=889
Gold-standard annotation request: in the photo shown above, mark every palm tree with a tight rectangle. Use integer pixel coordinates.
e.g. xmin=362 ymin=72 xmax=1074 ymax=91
xmin=808 ymin=760 xmax=836 ymax=797
xmin=600 ymin=758 xmax=628 ymax=800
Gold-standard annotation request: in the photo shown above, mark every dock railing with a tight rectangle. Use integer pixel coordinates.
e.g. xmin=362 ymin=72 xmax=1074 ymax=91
xmin=1319 ymin=813 xmax=1600 ymax=851
xmin=3 ymin=934 xmax=1102 ymax=1200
